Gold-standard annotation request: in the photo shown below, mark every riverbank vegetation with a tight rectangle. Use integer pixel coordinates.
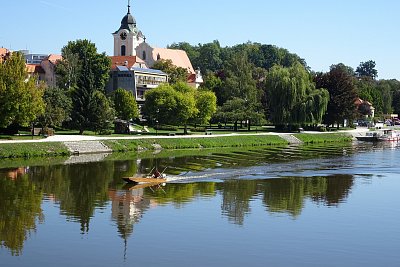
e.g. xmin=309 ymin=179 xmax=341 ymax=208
xmin=103 ymin=135 xmax=288 ymax=152
xmin=0 ymin=142 xmax=69 ymax=159
xmin=0 ymin=132 xmax=354 ymax=160
xmin=295 ymin=133 xmax=353 ymax=144
xmin=3 ymin=40 xmax=399 ymax=139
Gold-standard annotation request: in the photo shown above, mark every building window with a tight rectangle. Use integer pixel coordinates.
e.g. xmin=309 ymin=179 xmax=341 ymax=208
xmin=121 ymin=45 xmax=126 ymax=56
xmin=142 ymin=51 xmax=146 ymax=60
xmin=157 ymin=53 xmax=161 ymax=61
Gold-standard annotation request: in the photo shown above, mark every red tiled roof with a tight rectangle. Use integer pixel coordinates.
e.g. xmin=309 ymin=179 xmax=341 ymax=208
xmin=26 ymin=64 xmax=45 ymax=74
xmin=187 ymin=73 xmax=196 ymax=83
xmin=46 ymin=54 xmax=62 ymax=64
xmin=110 ymin=56 xmax=138 ymax=69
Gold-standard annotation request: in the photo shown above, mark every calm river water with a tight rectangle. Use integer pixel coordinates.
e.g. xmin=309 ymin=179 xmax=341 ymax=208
xmin=1 ymin=142 xmax=399 ymax=267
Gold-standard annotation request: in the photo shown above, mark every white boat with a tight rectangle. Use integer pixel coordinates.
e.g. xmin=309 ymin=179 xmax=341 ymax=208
xmin=356 ymin=129 xmax=399 ymax=142
xmin=377 ymin=129 xmax=399 ymax=142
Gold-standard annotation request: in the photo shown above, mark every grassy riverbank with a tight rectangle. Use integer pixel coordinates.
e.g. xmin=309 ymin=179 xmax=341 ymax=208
xmin=0 ymin=133 xmax=353 ymax=160
xmin=0 ymin=142 xmax=69 ymax=159
xmin=294 ymin=133 xmax=353 ymax=143
xmin=103 ymin=135 xmax=288 ymax=152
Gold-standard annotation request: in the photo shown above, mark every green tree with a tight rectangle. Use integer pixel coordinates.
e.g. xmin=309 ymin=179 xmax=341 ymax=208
xmin=200 ymin=71 xmax=224 ymax=105
xmin=112 ymin=88 xmax=139 ymax=121
xmin=59 ymin=40 xmax=111 ymax=134
xmin=143 ymin=83 xmax=198 ymax=134
xmin=356 ymin=60 xmax=378 ymax=80
xmin=315 ymin=64 xmax=357 ymax=127
xmin=385 ymin=79 xmax=400 ymax=114
xmin=196 ymin=40 xmax=223 ymax=73
xmin=222 ymin=52 xmax=259 ymax=104
xmin=0 ymin=52 xmax=45 ymax=128
xmin=214 ymin=98 xmax=248 ymax=131
xmin=377 ymin=82 xmax=392 ymax=115
xmin=152 ymin=59 xmax=187 ymax=84
xmin=90 ymin=91 xmax=115 ymax=134
xmin=55 ymin=50 xmax=80 ymax=90
xmin=267 ymin=63 xmax=329 ymax=129
xmin=39 ymin=86 xmax=72 ymax=127
xmin=192 ymin=89 xmax=217 ymax=125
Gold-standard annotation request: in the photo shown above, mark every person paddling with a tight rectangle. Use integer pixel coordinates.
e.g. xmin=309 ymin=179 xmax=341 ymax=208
xmin=153 ymin=169 xmax=161 ymax=178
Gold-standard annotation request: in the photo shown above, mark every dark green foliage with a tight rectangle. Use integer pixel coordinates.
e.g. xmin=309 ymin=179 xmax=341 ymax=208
xmin=39 ymin=86 xmax=72 ymax=127
xmin=356 ymin=60 xmax=378 ymax=80
xmin=90 ymin=91 xmax=115 ymax=135
xmin=58 ymin=40 xmax=112 ymax=134
xmin=315 ymin=64 xmax=357 ymax=127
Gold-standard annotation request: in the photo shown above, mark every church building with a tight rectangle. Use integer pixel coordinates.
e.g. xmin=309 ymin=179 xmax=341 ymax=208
xmin=109 ymin=1 xmax=203 ymax=91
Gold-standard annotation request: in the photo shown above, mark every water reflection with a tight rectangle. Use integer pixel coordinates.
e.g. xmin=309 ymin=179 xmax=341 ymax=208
xmin=0 ymin=167 xmax=43 ymax=256
xmin=0 ymin=142 xmax=397 ymax=257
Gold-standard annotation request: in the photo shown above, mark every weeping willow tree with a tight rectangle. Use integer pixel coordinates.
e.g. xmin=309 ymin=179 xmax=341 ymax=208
xmin=266 ymin=63 xmax=329 ymax=129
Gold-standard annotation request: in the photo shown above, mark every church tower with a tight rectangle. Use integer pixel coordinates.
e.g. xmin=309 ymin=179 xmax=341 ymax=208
xmin=113 ymin=1 xmax=145 ymax=56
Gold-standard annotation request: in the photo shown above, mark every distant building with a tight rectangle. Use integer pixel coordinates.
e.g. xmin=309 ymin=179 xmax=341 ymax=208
xmin=40 ymin=54 xmax=62 ymax=87
xmin=20 ymin=50 xmax=48 ymax=64
xmin=106 ymin=55 xmax=168 ymax=115
xmin=112 ymin=2 xmax=203 ymax=88
xmin=26 ymin=64 xmax=45 ymax=82
xmin=355 ymin=97 xmax=375 ymax=118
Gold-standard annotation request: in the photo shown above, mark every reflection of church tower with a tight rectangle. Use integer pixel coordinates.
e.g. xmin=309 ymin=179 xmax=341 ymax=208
xmin=110 ymin=188 xmax=152 ymax=239
xmin=112 ymin=0 xmax=145 ymax=56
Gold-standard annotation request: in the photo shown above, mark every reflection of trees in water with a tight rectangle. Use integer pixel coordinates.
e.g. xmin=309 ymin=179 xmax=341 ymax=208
xmin=218 ymin=180 xmax=258 ymax=226
xmin=0 ymin=169 xmax=43 ymax=256
xmin=262 ymin=175 xmax=354 ymax=217
xmin=0 ymin=152 xmax=356 ymax=255
xmin=149 ymin=183 xmax=216 ymax=207
xmin=30 ymin=161 xmax=114 ymax=233
xmin=309 ymin=175 xmax=354 ymax=206
xmin=214 ymin=175 xmax=355 ymax=223
xmin=262 ymin=178 xmax=306 ymax=217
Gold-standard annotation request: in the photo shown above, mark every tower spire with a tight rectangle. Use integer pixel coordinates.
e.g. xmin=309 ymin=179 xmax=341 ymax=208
xmin=128 ymin=0 xmax=131 ymax=14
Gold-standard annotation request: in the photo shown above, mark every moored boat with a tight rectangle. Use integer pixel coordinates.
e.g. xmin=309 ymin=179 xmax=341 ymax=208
xmin=355 ymin=131 xmax=379 ymax=142
xmin=377 ymin=129 xmax=399 ymax=142
xmin=356 ymin=129 xmax=399 ymax=142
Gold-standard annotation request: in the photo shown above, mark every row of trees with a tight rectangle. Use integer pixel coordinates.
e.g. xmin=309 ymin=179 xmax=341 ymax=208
xmin=0 ymin=40 xmax=141 ymax=134
xmin=2 ymin=38 xmax=400 ymax=134
xmin=170 ymin=41 xmax=400 ymax=129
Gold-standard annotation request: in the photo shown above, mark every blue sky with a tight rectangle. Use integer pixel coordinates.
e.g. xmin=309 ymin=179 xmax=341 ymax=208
xmin=1 ymin=0 xmax=399 ymax=79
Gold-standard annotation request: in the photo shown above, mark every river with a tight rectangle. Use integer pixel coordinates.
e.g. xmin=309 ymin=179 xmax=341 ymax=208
xmin=0 ymin=142 xmax=399 ymax=267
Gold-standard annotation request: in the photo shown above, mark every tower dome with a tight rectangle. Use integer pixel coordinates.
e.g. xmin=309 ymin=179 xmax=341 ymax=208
xmin=115 ymin=2 xmax=137 ymax=33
